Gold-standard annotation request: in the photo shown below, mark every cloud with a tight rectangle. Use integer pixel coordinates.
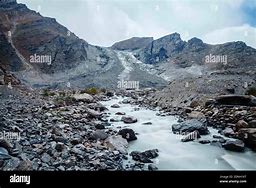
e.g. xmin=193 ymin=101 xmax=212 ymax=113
xmin=18 ymin=0 xmax=256 ymax=48
xmin=202 ymin=24 xmax=256 ymax=48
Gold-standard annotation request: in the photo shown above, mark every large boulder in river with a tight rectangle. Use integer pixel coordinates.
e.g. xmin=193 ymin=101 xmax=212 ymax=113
xmin=105 ymin=135 xmax=128 ymax=154
xmin=130 ymin=149 xmax=159 ymax=163
xmin=222 ymin=140 xmax=245 ymax=152
xmin=118 ymin=128 xmax=137 ymax=142
xmin=172 ymin=119 xmax=209 ymax=135
xmin=121 ymin=116 xmax=138 ymax=124
xmin=91 ymin=130 xmax=109 ymax=140
xmin=238 ymin=128 xmax=256 ymax=151
xmin=215 ymin=95 xmax=256 ymax=106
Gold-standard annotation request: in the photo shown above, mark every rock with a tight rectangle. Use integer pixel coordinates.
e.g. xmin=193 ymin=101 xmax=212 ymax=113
xmin=148 ymin=164 xmax=158 ymax=171
xmin=248 ymin=120 xmax=256 ymax=128
xmin=86 ymin=109 xmax=102 ymax=118
xmin=115 ymin=112 xmax=126 ymax=115
xmin=122 ymin=99 xmax=130 ymax=104
xmin=58 ymin=123 xmax=69 ymax=129
xmin=55 ymin=142 xmax=65 ymax=152
xmin=0 ymin=147 xmax=11 ymax=160
xmin=106 ymin=91 xmax=114 ymax=97
xmin=205 ymin=99 xmax=217 ymax=107
xmin=95 ymin=123 xmax=105 ymax=130
xmin=235 ymin=120 xmax=249 ymax=131
xmin=16 ymin=160 xmax=33 ymax=171
xmin=199 ymin=140 xmax=211 ymax=144
xmin=222 ymin=140 xmax=245 ymax=152
xmin=188 ymin=111 xmax=205 ymax=119
xmin=121 ymin=116 xmax=138 ymax=124
xmin=130 ymin=149 xmax=158 ymax=163
xmin=215 ymin=95 xmax=256 ymax=106
xmin=142 ymin=122 xmax=152 ymax=125
xmin=91 ymin=130 xmax=109 ymax=140
xmin=181 ymin=131 xmax=201 ymax=142
xmin=213 ymin=135 xmax=223 ymax=139
xmin=172 ymin=119 xmax=209 ymax=135
xmin=41 ymin=153 xmax=52 ymax=164
xmin=190 ymin=100 xmax=200 ymax=108
xmin=238 ymin=128 xmax=256 ymax=151
xmin=73 ymin=93 xmax=94 ymax=103
xmin=221 ymin=127 xmax=235 ymax=137
xmin=0 ymin=139 xmax=13 ymax=152
xmin=87 ymin=103 xmax=107 ymax=112
xmin=118 ymin=128 xmax=137 ymax=142
xmin=3 ymin=157 xmax=20 ymax=170
xmin=110 ymin=117 xmax=120 ymax=122
xmin=105 ymin=135 xmax=128 ymax=154
xmin=111 ymin=104 xmax=120 ymax=108
xmin=71 ymin=144 xmax=85 ymax=155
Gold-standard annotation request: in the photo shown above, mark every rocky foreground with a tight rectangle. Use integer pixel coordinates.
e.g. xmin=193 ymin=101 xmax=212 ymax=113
xmin=0 ymin=86 xmax=256 ymax=171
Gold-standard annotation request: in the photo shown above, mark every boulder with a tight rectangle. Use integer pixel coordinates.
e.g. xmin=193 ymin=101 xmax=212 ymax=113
xmin=87 ymin=103 xmax=107 ymax=112
xmin=248 ymin=120 xmax=256 ymax=128
xmin=105 ymin=135 xmax=128 ymax=154
xmin=238 ymin=128 xmax=256 ymax=151
xmin=172 ymin=119 xmax=209 ymax=135
xmin=91 ymin=130 xmax=109 ymax=140
xmin=121 ymin=116 xmax=138 ymax=124
xmin=235 ymin=120 xmax=249 ymax=131
xmin=221 ymin=127 xmax=235 ymax=137
xmin=111 ymin=104 xmax=120 ymax=108
xmin=118 ymin=128 xmax=137 ymax=142
xmin=199 ymin=140 xmax=211 ymax=144
xmin=181 ymin=130 xmax=201 ymax=142
xmin=73 ymin=93 xmax=93 ymax=103
xmin=115 ymin=112 xmax=126 ymax=115
xmin=187 ymin=111 xmax=205 ymax=119
xmin=86 ymin=109 xmax=102 ymax=118
xmin=222 ymin=140 xmax=245 ymax=152
xmin=130 ymin=149 xmax=159 ymax=163
xmin=215 ymin=95 xmax=256 ymax=106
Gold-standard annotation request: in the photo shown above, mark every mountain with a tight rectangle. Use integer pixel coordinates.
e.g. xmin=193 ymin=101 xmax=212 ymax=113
xmin=0 ymin=0 xmax=166 ymax=89
xmin=111 ymin=37 xmax=153 ymax=51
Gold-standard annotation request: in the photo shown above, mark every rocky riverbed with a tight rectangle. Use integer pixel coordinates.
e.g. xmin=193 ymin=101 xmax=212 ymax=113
xmin=0 ymin=86 xmax=256 ymax=171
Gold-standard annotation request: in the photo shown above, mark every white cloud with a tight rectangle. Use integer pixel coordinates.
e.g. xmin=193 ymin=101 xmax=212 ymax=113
xmin=202 ymin=24 xmax=256 ymax=48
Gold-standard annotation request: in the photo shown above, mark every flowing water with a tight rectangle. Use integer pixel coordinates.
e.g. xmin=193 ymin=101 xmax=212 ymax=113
xmin=101 ymin=97 xmax=256 ymax=170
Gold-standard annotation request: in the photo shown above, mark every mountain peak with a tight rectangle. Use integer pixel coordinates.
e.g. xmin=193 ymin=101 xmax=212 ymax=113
xmin=0 ymin=0 xmax=16 ymax=5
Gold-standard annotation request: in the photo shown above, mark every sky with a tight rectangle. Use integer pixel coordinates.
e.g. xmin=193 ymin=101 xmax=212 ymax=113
xmin=17 ymin=0 xmax=256 ymax=48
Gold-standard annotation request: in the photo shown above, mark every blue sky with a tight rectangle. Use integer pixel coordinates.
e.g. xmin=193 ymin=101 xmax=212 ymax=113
xmin=18 ymin=0 xmax=256 ymax=48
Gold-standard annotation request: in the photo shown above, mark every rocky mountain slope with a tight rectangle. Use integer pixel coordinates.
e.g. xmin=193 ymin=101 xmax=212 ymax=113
xmin=111 ymin=37 xmax=153 ymax=51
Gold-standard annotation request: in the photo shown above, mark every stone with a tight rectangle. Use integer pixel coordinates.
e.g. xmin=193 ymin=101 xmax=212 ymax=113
xmin=111 ymin=104 xmax=120 ymax=108
xmin=148 ymin=164 xmax=158 ymax=171
xmin=215 ymin=95 xmax=256 ymax=106
xmin=238 ymin=128 xmax=256 ymax=151
xmin=118 ymin=128 xmax=137 ymax=142
xmin=198 ymin=140 xmax=211 ymax=144
xmin=142 ymin=122 xmax=152 ymax=125
xmin=73 ymin=93 xmax=93 ymax=103
xmin=222 ymin=140 xmax=245 ymax=152
xmin=91 ymin=130 xmax=109 ymax=140
xmin=95 ymin=123 xmax=105 ymax=130
xmin=188 ymin=111 xmax=205 ymax=119
xmin=41 ymin=153 xmax=52 ymax=164
xmin=248 ymin=120 xmax=256 ymax=128
xmin=55 ymin=142 xmax=65 ymax=152
xmin=105 ymin=135 xmax=128 ymax=154
xmin=115 ymin=112 xmax=126 ymax=115
xmin=181 ymin=131 xmax=201 ymax=142
xmin=16 ymin=160 xmax=33 ymax=171
xmin=235 ymin=120 xmax=248 ymax=131
xmin=222 ymin=127 xmax=235 ymax=137
xmin=172 ymin=119 xmax=209 ymax=135
xmin=87 ymin=103 xmax=107 ymax=112
xmin=130 ymin=149 xmax=159 ymax=163
xmin=0 ymin=147 xmax=11 ymax=160
xmin=121 ymin=116 xmax=138 ymax=124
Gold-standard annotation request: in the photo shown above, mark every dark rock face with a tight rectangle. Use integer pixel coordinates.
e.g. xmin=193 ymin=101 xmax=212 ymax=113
xmin=130 ymin=149 xmax=159 ymax=163
xmin=172 ymin=119 xmax=209 ymax=135
xmin=222 ymin=140 xmax=245 ymax=152
xmin=111 ymin=37 xmax=153 ymax=51
xmin=215 ymin=95 xmax=256 ymax=106
xmin=118 ymin=128 xmax=137 ymax=142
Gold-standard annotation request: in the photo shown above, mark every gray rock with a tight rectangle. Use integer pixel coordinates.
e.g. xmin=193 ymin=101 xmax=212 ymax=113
xmin=172 ymin=119 xmax=209 ymax=135
xmin=148 ymin=164 xmax=158 ymax=171
xmin=118 ymin=128 xmax=137 ymax=142
xmin=222 ymin=140 xmax=245 ymax=152
xmin=121 ymin=116 xmax=138 ymax=124
xmin=41 ymin=153 xmax=52 ymax=164
xmin=105 ymin=135 xmax=128 ymax=154
xmin=91 ymin=130 xmax=109 ymax=140
xmin=111 ymin=104 xmax=120 ymax=108
xmin=73 ymin=93 xmax=94 ymax=103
